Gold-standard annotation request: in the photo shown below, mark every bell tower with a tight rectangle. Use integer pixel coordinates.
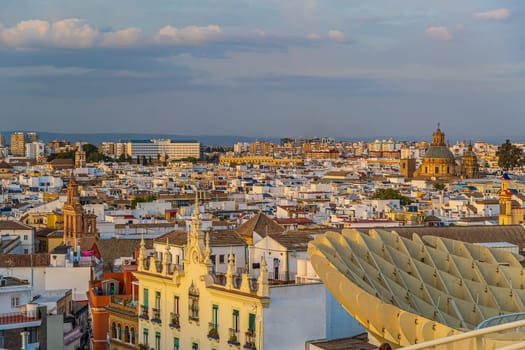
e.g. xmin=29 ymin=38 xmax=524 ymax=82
xmin=62 ymin=174 xmax=97 ymax=251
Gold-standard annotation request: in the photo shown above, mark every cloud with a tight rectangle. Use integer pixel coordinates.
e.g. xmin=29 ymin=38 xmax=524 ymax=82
xmin=101 ymin=27 xmax=143 ymax=47
xmin=0 ymin=19 xmax=102 ymax=48
xmin=306 ymin=33 xmax=321 ymax=40
xmin=327 ymin=30 xmax=345 ymax=42
xmin=424 ymin=26 xmax=453 ymax=41
xmin=0 ymin=18 xmax=348 ymax=57
xmin=48 ymin=19 xmax=99 ymax=48
xmin=0 ymin=19 xmax=223 ymax=49
xmin=154 ymin=25 xmax=222 ymax=44
xmin=472 ymin=8 xmax=511 ymax=21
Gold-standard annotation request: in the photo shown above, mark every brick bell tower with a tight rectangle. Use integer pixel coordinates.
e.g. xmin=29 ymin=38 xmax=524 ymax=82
xmin=62 ymin=174 xmax=97 ymax=251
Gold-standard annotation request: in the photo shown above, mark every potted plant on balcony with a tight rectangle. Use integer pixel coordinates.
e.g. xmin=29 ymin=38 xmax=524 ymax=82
xmin=208 ymin=327 xmax=219 ymax=340
xmin=228 ymin=334 xmax=240 ymax=346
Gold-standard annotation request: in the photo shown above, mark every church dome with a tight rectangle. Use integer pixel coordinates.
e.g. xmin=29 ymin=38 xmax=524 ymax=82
xmin=424 ymin=145 xmax=455 ymax=160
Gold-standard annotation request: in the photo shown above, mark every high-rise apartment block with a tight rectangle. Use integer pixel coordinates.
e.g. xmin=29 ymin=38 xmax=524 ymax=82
xmin=10 ymin=132 xmax=40 ymax=157
xmin=10 ymin=132 xmax=26 ymax=156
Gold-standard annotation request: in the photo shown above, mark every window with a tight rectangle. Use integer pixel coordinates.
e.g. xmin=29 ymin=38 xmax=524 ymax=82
xmin=155 ymin=291 xmax=161 ymax=309
xmin=130 ymin=328 xmax=136 ymax=344
xmin=219 ymin=255 xmax=225 ymax=264
xmin=435 ymin=167 xmax=439 ymax=174
xmin=212 ymin=304 xmax=219 ymax=330
xmin=117 ymin=323 xmax=122 ymax=340
xmin=143 ymin=328 xmax=149 ymax=345
xmin=11 ymin=296 xmax=20 ymax=308
xmin=188 ymin=282 xmax=199 ymax=321
xmin=232 ymin=310 xmax=239 ymax=332
xmin=24 ymin=248 xmax=28 ymax=254
xmin=23 ymin=235 xmax=28 ymax=241
xmin=174 ymin=295 xmax=179 ymax=315
xmin=248 ymin=313 xmax=256 ymax=332
xmin=192 ymin=342 xmax=199 ymax=350
xmin=111 ymin=322 xmax=117 ymax=339
xmin=124 ymin=326 xmax=130 ymax=343
xmin=155 ymin=332 xmax=161 ymax=350
xmin=174 ymin=337 xmax=180 ymax=350
xmin=143 ymin=288 xmax=149 ymax=307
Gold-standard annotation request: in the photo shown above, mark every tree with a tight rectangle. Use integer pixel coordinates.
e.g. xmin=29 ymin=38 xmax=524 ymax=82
xmin=433 ymin=182 xmax=446 ymax=191
xmin=371 ymin=188 xmax=413 ymax=206
xmin=497 ymin=139 xmax=523 ymax=171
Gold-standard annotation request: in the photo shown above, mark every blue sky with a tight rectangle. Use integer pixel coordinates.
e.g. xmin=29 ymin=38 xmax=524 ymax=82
xmin=1 ymin=1 xmax=523 ymax=141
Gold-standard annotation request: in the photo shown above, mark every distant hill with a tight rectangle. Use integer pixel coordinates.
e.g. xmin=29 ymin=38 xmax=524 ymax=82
xmin=2 ymin=132 xmax=279 ymax=146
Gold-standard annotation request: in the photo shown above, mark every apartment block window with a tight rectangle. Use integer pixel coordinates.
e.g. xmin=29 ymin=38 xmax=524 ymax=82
xmin=143 ymin=288 xmax=149 ymax=307
xmin=232 ymin=310 xmax=239 ymax=333
xmin=248 ymin=313 xmax=256 ymax=332
xmin=173 ymin=295 xmax=180 ymax=314
xmin=155 ymin=291 xmax=161 ymax=309
xmin=11 ymin=296 xmax=20 ymax=308
xmin=153 ymin=291 xmax=161 ymax=320
xmin=173 ymin=337 xmax=180 ymax=350
xmin=212 ymin=304 xmax=219 ymax=329
xmin=155 ymin=331 xmax=161 ymax=350
xmin=219 ymin=255 xmax=225 ymax=264
xmin=143 ymin=328 xmax=148 ymax=346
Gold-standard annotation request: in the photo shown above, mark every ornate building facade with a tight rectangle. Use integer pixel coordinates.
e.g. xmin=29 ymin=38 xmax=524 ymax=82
xmin=414 ymin=125 xmax=456 ymax=179
xmin=133 ymin=201 xmax=268 ymax=350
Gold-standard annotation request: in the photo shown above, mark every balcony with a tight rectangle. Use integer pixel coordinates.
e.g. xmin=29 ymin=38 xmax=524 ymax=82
xmin=109 ymin=295 xmax=138 ymax=314
xmin=228 ymin=328 xmax=240 ymax=346
xmin=0 ymin=311 xmax=42 ymax=330
xmin=169 ymin=312 xmax=180 ymax=329
xmin=151 ymin=308 xmax=161 ymax=323
xmin=244 ymin=330 xmax=256 ymax=350
xmin=139 ymin=305 xmax=149 ymax=320
xmin=207 ymin=322 xmax=219 ymax=340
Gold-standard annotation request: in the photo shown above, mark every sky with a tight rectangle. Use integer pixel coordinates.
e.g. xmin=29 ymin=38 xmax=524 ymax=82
xmin=1 ymin=0 xmax=524 ymax=141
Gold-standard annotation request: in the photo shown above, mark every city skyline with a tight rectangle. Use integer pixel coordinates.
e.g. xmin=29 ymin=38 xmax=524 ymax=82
xmin=1 ymin=1 xmax=524 ymax=139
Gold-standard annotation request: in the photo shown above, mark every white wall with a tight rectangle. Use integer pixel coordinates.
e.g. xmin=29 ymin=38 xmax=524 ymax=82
xmin=45 ymin=267 xmax=91 ymax=301
xmin=263 ymin=284 xmax=364 ymax=349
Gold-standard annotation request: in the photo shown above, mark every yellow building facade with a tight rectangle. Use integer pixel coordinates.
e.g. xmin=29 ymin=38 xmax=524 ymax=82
xmin=498 ymin=174 xmax=523 ymax=225
xmin=134 ymin=204 xmax=269 ymax=350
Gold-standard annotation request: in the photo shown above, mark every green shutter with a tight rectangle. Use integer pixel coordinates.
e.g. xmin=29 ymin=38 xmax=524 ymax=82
xmin=248 ymin=313 xmax=255 ymax=331
xmin=174 ymin=337 xmax=180 ymax=348
xmin=212 ymin=304 xmax=219 ymax=328
xmin=144 ymin=288 xmax=149 ymax=307
xmin=233 ymin=309 xmax=239 ymax=316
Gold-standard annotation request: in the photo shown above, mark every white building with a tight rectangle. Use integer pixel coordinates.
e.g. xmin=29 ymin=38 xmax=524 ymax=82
xmin=0 ymin=221 xmax=34 ymax=254
xmin=126 ymin=139 xmax=201 ymax=160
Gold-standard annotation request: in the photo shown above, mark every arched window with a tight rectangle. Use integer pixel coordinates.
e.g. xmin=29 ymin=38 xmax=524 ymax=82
xmin=130 ymin=327 xmax=136 ymax=344
xmin=111 ymin=322 xmax=117 ymax=339
xmin=117 ymin=323 xmax=122 ymax=340
xmin=125 ymin=326 xmax=130 ymax=343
